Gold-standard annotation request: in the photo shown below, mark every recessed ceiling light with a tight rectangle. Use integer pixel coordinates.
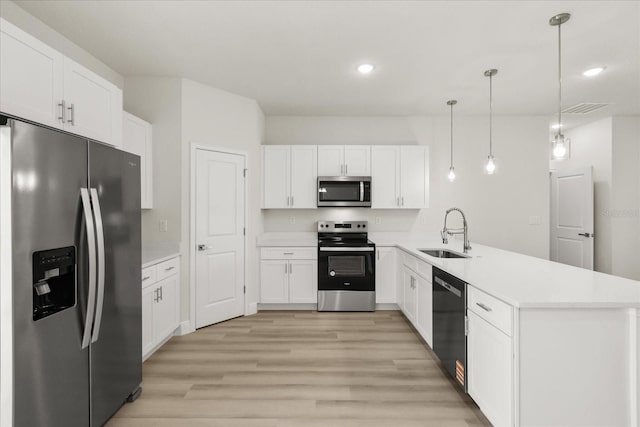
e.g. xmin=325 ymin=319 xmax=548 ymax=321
xmin=356 ymin=63 xmax=375 ymax=74
xmin=551 ymin=123 xmax=563 ymax=129
xmin=583 ymin=67 xmax=605 ymax=77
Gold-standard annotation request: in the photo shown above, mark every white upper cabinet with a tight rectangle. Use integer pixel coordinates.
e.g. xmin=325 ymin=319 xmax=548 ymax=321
xmin=263 ymin=145 xmax=317 ymax=209
xmin=371 ymin=146 xmax=401 ymax=208
xmin=0 ymin=18 xmax=123 ymax=147
xmin=317 ymin=145 xmax=344 ymax=176
xmin=343 ymin=145 xmax=371 ymax=176
xmin=263 ymin=146 xmax=290 ymax=209
xmin=371 ymin=145 xmax=429 ymax=209
xmin=290 ymin=145 xmax=318 ymax=208
xmin=400 ymin=146 xmax=429 ymax=208
xmin=123 ymin=111 xmax=153 ymax=209
xmin=63 ymin=58 xmax=122 ymax=148
xmin=318 ymin=145 xmax=370 ymax=176
xmin=0 ymin=18 xmax=64 ymax=130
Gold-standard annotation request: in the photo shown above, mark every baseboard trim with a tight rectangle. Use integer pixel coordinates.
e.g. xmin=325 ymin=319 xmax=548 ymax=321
xmin=176 ymin=320 xmax=195 ymax=336
xmin=376 ymin=303 xmax=401 ymax=310
xmin=258 ymin=303 xmax=318 ymax=310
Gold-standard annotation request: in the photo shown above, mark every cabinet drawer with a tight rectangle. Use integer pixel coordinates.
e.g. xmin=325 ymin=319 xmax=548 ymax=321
xmin=467 ymin=286 xmax=513 ymax=336
xmin=156 ymin=257 xmax=180 ymax=281
xmin=400 ymin=250 xmax=417 ymax=271
xmin=141 ymin=266 xmax=157 ymax=288
xmin=261 ymin=247 xmax=317 ymax=260
xmin=416 ymin=259 xmax=432 ymax=282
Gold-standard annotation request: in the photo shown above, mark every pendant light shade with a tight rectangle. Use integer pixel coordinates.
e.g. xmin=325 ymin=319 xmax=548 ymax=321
xmin=550 ymin=13 xmax=570 ymax=160
xmin=484 ymin=69 xmax=498 ymax=175
xmin=447 ymin=100 xmax=457 ymax=182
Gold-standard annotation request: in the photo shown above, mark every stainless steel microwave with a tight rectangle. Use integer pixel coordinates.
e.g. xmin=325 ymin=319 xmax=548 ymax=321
xmin=317 ymin=176 xmax=371 ymax=207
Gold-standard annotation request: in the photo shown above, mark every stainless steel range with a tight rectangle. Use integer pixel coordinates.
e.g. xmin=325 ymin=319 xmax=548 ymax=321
xmin=317 ymin=221 xmax=376 ymax=311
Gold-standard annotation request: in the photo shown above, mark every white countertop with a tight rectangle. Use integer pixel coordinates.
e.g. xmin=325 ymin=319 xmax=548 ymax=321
xmin=258 ymin=231 xmax=640 ymax=308
xmin=142 ymin=243 xmax=181 ymax=268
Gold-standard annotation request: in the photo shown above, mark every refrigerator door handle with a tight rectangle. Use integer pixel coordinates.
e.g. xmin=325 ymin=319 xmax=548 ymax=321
xmin=90 ymin=188 xmax=106 ymax=343
xmin=80 ymin=188 xmax=97 ymax=349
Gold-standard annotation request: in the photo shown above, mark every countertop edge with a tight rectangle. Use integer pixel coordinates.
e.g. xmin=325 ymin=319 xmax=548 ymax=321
xmin=142 ymin=252 xmax=181 ymax=269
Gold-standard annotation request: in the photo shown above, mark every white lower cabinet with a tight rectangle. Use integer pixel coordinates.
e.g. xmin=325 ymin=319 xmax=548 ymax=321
xmin=141 ymin=256 xmax=180 ymax=360
xmin=467 ymin=309 xmax=513 ymax=427
xmin=401 ymin=266 xmax=417 ymax=323
xmin=260 ymin=248 xmax=317 ymax=305
xmin=467 ymin=285 xmax=514 ymax=427
xmin=375 ymin=247 xmax=396 ymax=303
xmin=415 ymin=275 xmax=433 ymax=347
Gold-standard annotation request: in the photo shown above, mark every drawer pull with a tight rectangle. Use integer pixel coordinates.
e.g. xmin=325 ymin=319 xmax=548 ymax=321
xmin=165 ymin=266 xmax=175 ymax=272
xmin=476 ymin=302 xmax=493 ymax=312
xmin=142 ymin=276 xmax=151 ymax=281
xmin=283 ymin=252 xmax=294 ymax=255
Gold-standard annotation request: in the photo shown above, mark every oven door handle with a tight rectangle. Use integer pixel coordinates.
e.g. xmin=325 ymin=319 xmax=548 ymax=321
xmin=319 ymin=247 xmax=375 ymax=252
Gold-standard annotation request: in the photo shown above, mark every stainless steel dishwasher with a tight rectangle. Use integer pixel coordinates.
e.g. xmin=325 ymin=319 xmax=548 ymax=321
xmin=432 ymin=266 xmax=467 ymax=391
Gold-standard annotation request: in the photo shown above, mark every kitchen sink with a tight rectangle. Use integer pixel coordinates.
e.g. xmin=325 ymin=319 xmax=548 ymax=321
xmin=418 ymin=249 xmax=470 ymax=259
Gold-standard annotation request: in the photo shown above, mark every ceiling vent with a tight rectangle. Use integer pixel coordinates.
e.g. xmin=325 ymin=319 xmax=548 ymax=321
xmin=562 ymin=103 xmax=609 ymax=114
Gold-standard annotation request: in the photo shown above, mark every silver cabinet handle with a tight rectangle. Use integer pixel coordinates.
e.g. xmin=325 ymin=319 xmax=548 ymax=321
xmin=142 ymin=276 xmax=151 ymax=281
xmin=58 ymin=100 xmax=66 ymax=123
xmin=289 ymin=263 xmax=292 ymax=274
xmin=476 ymin=302 xmax=492 ymax=312
xmin=67 ymin=103 xmax=75 ymax=126
xmin=165 ymin=266 xmax=175 ymax=272
xmin=283 ymin=252 xmax=294 ymax=255
xmin=345 ymin=164 xmax=348 ymax=175
xmin=291 ymin=196 xmax=294 ymax=206
xmin=377 ymin=250 xmax=380 ymax=261
xmin=80 ymin=188 xmax=97 ymax=349
xmin=285 ymin=264 xmax=288 ymax=274
xmin=153 ymin=288 xmax=159 ymax=303
xmin=90 ymin=188 xmax=105 ymax=344
xmin=397 ymin=197 xmax=400 ymax=206
xmin=401 ymin=197 xmax=404 ymax=206
xmin=286 ymin=196 xmax=290 ymax=207
xmin=159 ymin=286 xmax=163 ymax=301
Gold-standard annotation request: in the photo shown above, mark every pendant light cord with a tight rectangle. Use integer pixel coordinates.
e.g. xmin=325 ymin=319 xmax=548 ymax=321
xmin=557 ymin=22 xmax=562 ymax=138
xmin=450 ymin=103 xmax=454 ymax=168
xmin=489 ymin=73 xmax=493 ymax=156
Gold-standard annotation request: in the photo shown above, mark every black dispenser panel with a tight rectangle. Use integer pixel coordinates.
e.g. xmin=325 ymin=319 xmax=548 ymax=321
xmin=33 ymin=247 xmax=76 ymax=321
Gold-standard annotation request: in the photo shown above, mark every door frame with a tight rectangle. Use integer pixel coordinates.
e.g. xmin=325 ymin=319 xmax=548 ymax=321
xmin=189 ymin=144 xmax=248 ymax=332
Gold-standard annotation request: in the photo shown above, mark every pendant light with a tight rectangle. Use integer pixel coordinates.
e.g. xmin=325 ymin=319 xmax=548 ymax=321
xmin=484 ymin=69 xmax=498 ymax=174
xmin=447 ymin=100 xmax=457 ymax=182
xmin=550 ymin=13 xmax=570 ymax=159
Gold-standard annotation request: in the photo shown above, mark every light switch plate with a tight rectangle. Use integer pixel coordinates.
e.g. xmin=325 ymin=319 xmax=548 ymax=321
xmin=159 ymin=219 xmax=168 ymax=232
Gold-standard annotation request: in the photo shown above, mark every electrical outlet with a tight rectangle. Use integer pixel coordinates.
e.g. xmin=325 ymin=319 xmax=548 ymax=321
xmin=375 ymin=217 xmax=381 ymax=225
xmin=289 ymin=216 xmax=296 ymax=225
xmin=159 ymin=219 xmax=168 ymax=232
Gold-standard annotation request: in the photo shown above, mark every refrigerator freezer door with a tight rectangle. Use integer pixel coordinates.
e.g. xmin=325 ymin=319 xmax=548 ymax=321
xmin=89 ymin=142 xmax=142 ymax=425
xmin=10 ymin=119 xmax=90 ymax=426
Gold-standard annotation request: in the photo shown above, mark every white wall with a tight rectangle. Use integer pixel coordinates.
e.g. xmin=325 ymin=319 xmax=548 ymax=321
xmin=550 ymin=117 xmax=613 ymax=273
xmin=181 ymin=79 xmax=264 ymax=319
xmin=611 ymin=116 xmax=640 ymax=280
xmin=264 ymin=115 xmax=550 ymax=259
xmin=0 ymin=0 xmax=124 ymax=88
xmin=124 ymin=77 xmax=183 ymax=244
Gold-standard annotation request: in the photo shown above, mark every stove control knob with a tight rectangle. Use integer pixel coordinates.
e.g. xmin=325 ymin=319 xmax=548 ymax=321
xmin=329 ymin=270 xmax=336 ymax=277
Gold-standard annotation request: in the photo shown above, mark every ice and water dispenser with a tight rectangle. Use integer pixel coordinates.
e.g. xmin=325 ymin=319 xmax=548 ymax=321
xmin=32 ymin=247 xmax=76 ymax=321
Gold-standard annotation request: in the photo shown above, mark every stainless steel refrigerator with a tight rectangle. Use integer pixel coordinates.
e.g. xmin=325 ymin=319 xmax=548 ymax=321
xmin=0 ymin=116 xmax=142 ymax=426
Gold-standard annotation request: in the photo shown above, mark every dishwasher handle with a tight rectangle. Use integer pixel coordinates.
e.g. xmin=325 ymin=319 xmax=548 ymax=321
xmin=434 ymin=276 xmax=462 ymax=298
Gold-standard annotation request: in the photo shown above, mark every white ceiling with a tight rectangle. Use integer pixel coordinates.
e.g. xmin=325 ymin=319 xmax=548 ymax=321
xmin=12 ymin=0 xmax=640 ymax=117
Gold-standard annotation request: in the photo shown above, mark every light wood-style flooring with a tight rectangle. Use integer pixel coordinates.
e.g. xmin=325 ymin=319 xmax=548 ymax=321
xmin=108 ymin=311 xmax=491 ymax=427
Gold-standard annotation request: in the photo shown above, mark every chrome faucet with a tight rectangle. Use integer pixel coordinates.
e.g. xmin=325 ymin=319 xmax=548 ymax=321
xmin=441 ymin=207 xmax=471 ymax=253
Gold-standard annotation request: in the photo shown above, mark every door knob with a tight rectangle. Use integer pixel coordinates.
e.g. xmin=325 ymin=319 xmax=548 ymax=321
xmin=198 ymin=244 xmax=210 ymax=251
xmin=578 ymin=233 xmax=593 ymax=238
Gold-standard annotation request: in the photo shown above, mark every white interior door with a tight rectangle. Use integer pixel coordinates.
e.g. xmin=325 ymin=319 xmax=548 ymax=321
xmin=550 ymin=167 xmax=594 ymax=270
xmin=195 ymin=149 xmax=245 ymax=328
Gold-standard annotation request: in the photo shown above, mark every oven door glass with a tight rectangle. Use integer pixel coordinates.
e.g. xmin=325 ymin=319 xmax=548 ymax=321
xmin=318 ymin=250 xmax=375 ymax=292
xmin=318 ymin=181 xmax=360 ymax=202
xmin=328 ymin=255 xmax=365 ymax=277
